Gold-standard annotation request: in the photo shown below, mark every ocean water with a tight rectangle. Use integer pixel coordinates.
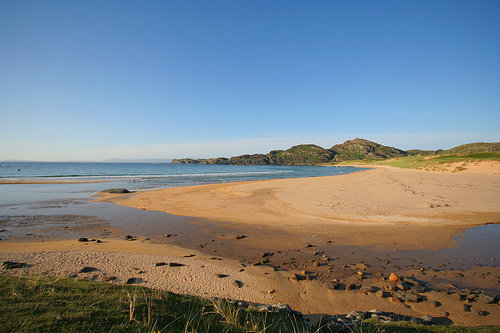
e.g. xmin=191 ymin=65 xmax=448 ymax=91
xmin=0 ymin=162 xmax=365 ymax=205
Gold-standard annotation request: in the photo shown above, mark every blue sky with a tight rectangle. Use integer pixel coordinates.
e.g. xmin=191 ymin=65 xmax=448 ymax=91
xmin=1 ymin=1 xmax=499 ymax=161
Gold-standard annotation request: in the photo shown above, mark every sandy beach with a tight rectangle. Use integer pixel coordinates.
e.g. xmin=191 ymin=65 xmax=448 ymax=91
xmin=2 ymin=165 xmax=500 ymax=327
xmin=99 ymin=165 xmax=500 ymax=249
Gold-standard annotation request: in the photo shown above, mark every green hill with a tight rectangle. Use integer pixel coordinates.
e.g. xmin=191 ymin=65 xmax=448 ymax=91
xmin=171 ymin=139 xmax=499 ymax=166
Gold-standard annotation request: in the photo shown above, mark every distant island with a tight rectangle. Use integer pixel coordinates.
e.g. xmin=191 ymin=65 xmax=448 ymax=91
xmin=171 ymin=138 xmax=500 ymax=166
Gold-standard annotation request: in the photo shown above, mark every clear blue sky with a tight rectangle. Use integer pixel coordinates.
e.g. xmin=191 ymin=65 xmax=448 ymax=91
xmin=1 ymin=1 xmax=499 ymax=160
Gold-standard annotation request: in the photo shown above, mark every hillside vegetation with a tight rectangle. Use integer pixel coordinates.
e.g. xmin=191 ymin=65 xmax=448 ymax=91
xmin=171 ymin=139 xmax=500 ymax=166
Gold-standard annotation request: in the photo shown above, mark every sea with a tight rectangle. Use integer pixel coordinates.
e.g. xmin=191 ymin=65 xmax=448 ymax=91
xmin=0 ymin=162 xmax=364 ymax=204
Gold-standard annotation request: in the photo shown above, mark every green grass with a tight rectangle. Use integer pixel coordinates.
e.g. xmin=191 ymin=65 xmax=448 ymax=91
xmin=335 ymin=152 xmax=500 ymax=170
xmin=0 ymin=275 xmax=497 ymax=332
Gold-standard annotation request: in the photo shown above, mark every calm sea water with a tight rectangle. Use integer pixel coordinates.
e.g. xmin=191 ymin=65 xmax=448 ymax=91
xmin=0 ymin=162 xmax=365 ymax=205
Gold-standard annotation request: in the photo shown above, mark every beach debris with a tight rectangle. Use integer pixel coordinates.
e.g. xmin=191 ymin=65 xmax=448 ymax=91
xmin=216 ymin=274 xmax=229 ymax=278
xmin=476 ymin=310 xmax=489 ymax=316
xmin=234 ymin=234 xmax=247 ymax=240
xmin=305 ymin=243 xmax=313 ymax=248
xmin=154 ymin=262 xmax=167 ymax=267
xmin=2 ymin=261 xmax=28 ymax=269
xmin=183 ymin=254 xmax=196 ymax=257
xmin=168 ymin=262 xmax=185 ymax=267
xmin=78 ymin=237 xmax=89 ymax=242
xmin=233 ymin=280 xmax=243 ymax=288
xmin=102 ymin=188 xmax=130 ymax=194
xmin=164 ymin=233 xmax=177 ymax=238
xmin=0 ymin=229 xmax=7 ymax=232
xmin=125 ymin=277 xmax=145 ymax=284
xmin=79 ymin=267 xmax=98 ymax=273
xmin=124 ymin=235 xmax=136 ymax=241
xmin=268 ymin=289 xmax=276 ymax=294
xmin=210 ymin=257 xmax=223 ymax=261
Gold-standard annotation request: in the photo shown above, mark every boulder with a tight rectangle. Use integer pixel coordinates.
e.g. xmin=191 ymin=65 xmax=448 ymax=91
xmin=102 ymin=188 xmax=130 ymax=193
xmin=2 ymin=261 xmax=28 ymax=269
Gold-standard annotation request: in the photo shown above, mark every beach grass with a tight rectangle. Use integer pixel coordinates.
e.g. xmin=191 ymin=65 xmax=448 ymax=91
xmin=0 ymin=274 xmax=497 ymax=332
xmin=334 ymin=152 xmax=500 ymax=170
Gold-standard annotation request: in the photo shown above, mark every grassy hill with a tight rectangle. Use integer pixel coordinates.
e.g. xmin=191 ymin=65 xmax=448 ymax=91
xmin=171 ymin=139 xmax=500 ymax=167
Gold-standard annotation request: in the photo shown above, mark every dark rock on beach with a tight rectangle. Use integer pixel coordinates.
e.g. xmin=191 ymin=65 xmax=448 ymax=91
xmin=79 ymin=267 xmax=98 ymax=273
xmin=101 ymin=188 xmax=130 ymax=193
xmin=126 ymin=277 xmax=145 ymax=284
xmin=2 ymin=261 xmax=28 ymax=269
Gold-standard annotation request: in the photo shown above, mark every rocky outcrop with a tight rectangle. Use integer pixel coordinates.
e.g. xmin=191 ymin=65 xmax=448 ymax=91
xmin=329 ymin=138 xmax=407 ymax=162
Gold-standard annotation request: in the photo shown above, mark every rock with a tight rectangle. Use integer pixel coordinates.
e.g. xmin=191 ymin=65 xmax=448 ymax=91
xmin=233 ymin=280 xmax=243 ymax=288
xmin=2 ymin=261 xmax=28 ymax=269
xmin=126 ymin=278 xmax=145 ymax=284
xmin=164 ymin=233 xmax=177 ymax=238
xmin=393 ymin=290 xmax=421 ymax=302
xmin=409 ymin=285 xmax=427 ymax=293
xmin=78 ymin=237 xmax=89 ymax=242
xmin=291 ymin=274 xmax=306 ymax=281
xmin=463 ymin=304 xmax=472 ymax=312
xmin=402 ymin=276 xmax=420 ymax=285
xmin=361 ymin=285 xmax=376 ymax=293
xmin=478 ymin=292 xmax=497 ymax=304
xmin=376 ymin=290 xmax=389 ymax=298
xmin=313 ymin=261 xmax=320 ymax=267
xmin=384 ymin=284 xmax=396 ymax=292
xmin=420 ymin=315 xmax=432 ymax=322
xmin=305 ymin=243 xmax=313 ymax=248
xmin=390 ymin=297 xmax=402 ymax=303
xmin=388 ymin=273 xmax=400 ymax=282
xmin=102 ymin=188 xmax=130 ymax=193
xmin=345 ymin=283 xmax=357 ymax=290
xmin=154 ymin=262 xmax=167 ymax=266
xmin=476 ymin=310 xmax=489 ymax=316
xmin=124 ymin=235 xmax=136 ymax=241
xmin=234 ymin=234 xmax=246 ymax=240
xmin=324 ymin=282 xmax=343 ymax=290
xmin=168 ymin=263 xmax=185 ymax=267
xmin=261 ymin=252 xmax=273 ymax=258
xmin=430 ymin=301 xmax=441 ymax=307
xmin=216 ymin=274 xmax=229 ymax=278
xmin=79 ymin=267 xmax=98 ymax=273
xmin=396 ymin=281 xmax=410 ymax=290
xmin=183 ymin=254 xmax=196 ymax=257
